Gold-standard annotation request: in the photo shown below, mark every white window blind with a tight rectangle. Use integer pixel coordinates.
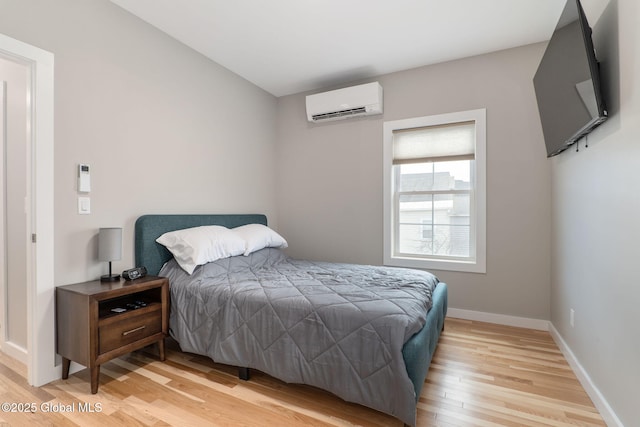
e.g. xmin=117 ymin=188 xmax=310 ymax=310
xmin=392 ymin=121 xmax=475 ymax=164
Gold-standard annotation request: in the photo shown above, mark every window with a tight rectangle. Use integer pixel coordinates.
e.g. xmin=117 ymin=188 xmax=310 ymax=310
xmin=383 ymin=109 xmax=486 ymax=273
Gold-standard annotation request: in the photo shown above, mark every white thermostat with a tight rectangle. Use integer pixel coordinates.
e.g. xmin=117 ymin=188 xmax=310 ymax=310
xmin=78 ymin=164 xmax=91 ymax=193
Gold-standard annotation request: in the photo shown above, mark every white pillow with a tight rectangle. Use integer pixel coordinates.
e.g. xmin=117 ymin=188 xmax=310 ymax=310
xmin=232 ymin=224 xmax=288 ymax=256
xmin=156 ymin=225 xmax=245 ymax=274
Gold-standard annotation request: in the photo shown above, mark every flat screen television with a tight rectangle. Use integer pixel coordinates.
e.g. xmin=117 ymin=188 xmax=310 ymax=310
xmin=533 ymin=0 xmax=607 ymax=157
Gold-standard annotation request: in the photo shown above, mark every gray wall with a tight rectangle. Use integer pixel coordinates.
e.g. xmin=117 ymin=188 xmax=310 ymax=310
xmin=276 ymin=43 xmax=552 ymax=320
xmin=0 ymin=0 xmax=279 ymax=285
xmin=551 ymin=1 xmax=637 ymax=425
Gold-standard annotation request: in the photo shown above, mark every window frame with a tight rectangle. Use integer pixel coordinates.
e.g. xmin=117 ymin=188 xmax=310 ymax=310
xmin=383 ymin=109 xmax=486 ymax=273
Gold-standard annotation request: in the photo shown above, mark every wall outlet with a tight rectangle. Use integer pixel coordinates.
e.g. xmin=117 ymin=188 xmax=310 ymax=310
xmin=570 ymin=308 xmax=575 ymax=328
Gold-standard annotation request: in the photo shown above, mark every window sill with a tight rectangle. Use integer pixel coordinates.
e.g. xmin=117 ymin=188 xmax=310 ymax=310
xmin=384 ymin=255 xmax=486 ymax=274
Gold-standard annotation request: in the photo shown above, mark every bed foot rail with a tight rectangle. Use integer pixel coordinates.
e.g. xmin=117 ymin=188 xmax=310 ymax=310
xmin=238 ymin=367 xmax=250 ymax=381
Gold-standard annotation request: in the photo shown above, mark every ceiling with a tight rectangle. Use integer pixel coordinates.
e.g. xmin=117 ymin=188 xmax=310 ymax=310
xmin=110 ymin=0 xmax=568 ymax=97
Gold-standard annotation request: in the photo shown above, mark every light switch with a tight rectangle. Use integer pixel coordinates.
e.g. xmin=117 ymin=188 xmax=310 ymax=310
xmin=78 ymin=196 xmax=90 ymax=214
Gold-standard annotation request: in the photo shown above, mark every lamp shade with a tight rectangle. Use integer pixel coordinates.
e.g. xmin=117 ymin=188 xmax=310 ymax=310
xmin=98 ymin=227 xmax=122 ymax=262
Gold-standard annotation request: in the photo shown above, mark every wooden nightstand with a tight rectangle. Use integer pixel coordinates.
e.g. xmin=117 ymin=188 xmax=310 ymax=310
xmin=56 ymin=275 xmax=169 ymax=393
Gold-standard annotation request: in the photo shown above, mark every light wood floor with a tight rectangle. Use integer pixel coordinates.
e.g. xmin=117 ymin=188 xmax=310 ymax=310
xmin=0 ymin=318 xmax=606 ymax=426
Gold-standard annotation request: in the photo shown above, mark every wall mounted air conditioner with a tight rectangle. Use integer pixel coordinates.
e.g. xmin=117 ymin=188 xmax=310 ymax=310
xmin=306 ymin=82 xmax=383 ymax=123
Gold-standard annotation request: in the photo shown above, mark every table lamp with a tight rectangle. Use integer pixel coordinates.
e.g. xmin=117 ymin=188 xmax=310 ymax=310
xmin=99 ymin=227 xmax=122 ymax=281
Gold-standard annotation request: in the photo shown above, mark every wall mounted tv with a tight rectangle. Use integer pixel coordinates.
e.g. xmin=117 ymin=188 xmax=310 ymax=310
xmin=533 ymin=0 xmax=607 ymax=157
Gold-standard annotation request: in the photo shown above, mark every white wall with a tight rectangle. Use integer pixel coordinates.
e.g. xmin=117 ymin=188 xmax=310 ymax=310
xmin=276 ymin=43 xmax=552 ymax=320
xmin=551 ymin=1 xmax=638 ymax=425
xmin=0 ymin=0 xmax=279 ymax=286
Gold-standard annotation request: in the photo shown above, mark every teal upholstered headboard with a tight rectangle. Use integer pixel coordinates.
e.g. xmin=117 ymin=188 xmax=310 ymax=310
xmin=134 ymin=214 xmax=268 ymax=275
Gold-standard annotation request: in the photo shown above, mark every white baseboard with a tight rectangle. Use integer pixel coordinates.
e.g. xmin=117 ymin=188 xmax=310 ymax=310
xmin=447 ymin=307 xmax=550 ymax=331
xmin=548 ymin=324 xmax=623 ymax=427
xmin=1 ymin=340 xmax=28 ymax=364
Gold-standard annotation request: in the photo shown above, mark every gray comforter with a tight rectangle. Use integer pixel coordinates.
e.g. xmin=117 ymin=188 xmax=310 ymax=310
xmin=160 ymin=248 xmax=438 ymax=425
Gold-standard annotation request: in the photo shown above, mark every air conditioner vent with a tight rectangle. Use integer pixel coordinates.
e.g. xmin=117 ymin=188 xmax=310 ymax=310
xmin=311 ymin=107 xmax=368 ymax=122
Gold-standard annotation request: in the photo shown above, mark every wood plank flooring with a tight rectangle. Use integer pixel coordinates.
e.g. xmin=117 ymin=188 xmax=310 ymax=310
xmin=0 ymin=318 xmax=606 ymax=426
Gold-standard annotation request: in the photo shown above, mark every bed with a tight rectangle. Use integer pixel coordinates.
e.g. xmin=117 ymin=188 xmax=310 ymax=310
xmin=134 ymin=214 xmax=447 ymax=426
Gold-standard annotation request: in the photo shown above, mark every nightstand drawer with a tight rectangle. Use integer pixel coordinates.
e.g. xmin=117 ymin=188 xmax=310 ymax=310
xmin=99 ymin=309 xmax=162 ymax=354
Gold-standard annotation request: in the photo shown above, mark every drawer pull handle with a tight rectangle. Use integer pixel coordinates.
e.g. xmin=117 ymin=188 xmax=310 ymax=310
xmin=122 ymin=326 xmax=146 ymax=336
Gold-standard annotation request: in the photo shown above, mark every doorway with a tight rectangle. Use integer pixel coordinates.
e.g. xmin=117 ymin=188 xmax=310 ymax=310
xmin=0 ymin=56 xmax=29 ymax=363
xmin=0 ymin=32 xmax=54 ymax=387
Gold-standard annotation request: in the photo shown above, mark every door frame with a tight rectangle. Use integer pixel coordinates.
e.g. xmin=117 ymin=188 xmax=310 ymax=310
xmin=0 ymin=33 xmax=55 ymax=387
